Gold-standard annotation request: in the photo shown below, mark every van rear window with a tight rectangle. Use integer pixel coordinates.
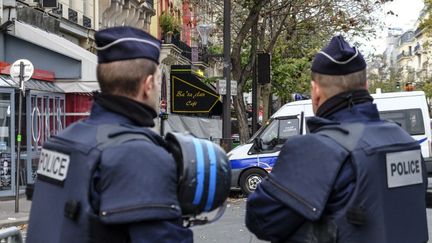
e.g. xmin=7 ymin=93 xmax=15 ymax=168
xmin=379 ymin=109 xmax=425 ymax=135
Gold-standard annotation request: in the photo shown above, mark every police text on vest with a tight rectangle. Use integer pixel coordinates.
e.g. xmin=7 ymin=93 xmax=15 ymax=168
xmin=386 ymin=150 xmax=422 ymax=188
xmin=37 ymin=149 xmax=70 ymax=182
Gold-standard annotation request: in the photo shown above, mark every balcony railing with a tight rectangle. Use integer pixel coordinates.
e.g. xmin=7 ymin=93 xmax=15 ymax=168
xmin=172 ymin=37 xmax=192 ymax=60
xmin=198 ymin=51 xmax=208 ymax=63
xmin=68 ymin=8 xmax=78 ymax=23
xmin=83 ymin=15 xmax=92 ymax=29
xmin=163 ymin=34 xmax=208 ymax=64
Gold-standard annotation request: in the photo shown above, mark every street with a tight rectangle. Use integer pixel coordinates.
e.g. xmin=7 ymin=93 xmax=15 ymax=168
xmin=192 ymin=194 xmax=432 ymax=243
xmin=3 ymin=194 xmax=432 ymax=242
xmin=192 ymin=196 xmax=264 ymax=243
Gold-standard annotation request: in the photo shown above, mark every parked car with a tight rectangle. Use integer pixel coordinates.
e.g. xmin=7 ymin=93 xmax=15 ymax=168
xmin=228 ymin=91 xmax=432 ymax=194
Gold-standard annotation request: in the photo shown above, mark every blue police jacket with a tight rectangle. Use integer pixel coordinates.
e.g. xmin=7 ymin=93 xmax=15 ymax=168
xmin=246 ymin=96 xmax=428 ymax=243
xmin=27 ymin=96 xmax=193 ymax=243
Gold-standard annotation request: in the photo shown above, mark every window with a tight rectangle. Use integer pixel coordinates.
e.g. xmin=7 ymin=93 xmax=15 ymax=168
xmin=260 ymin=117 xmax=300 ymax=145
xmin=278 ymin=119 xmax=300 ymax=140
xmin=29 ymin=93 xmax=65 ymax=184
xmin=379 ymin=109 xmax=424 ymax=135
xmin=260 ymin=119 xmax=278 ymax=145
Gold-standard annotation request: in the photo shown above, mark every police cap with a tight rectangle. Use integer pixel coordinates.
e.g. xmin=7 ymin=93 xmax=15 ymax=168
xmin=311 ymin=35 xmax=366 ymax=75
xmin=95 ymin=26 xmax=161 ymax=64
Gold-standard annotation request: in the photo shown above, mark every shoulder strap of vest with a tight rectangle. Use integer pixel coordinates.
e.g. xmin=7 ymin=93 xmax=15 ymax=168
xmin=316 ymin=123 xmax=367 ymax=226
xmin=96 ymin=124 xmax=153 ymax=150
xmin=315 ymin=123 xmax=365 ymax=152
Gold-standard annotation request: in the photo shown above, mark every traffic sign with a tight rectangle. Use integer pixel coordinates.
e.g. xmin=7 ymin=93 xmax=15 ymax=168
xmin=218 ymin=79 xmax=237 ymax=96
xmin=10 ymin=59 xmax=34 ymax=83
xmin=11 ymin=59 xmax=34 ymax=212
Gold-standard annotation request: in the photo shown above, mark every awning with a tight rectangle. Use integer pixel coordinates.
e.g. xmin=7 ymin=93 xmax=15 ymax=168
xmin=11 ymin=20 xmax=99 ymax=93
xmin=165 ymin=114 xmax=222 ymax=139
xmin=170 ymin=65 xmax=222 ymax=116
xmin=55 ymin=80 xmax=99 ymax=93
xmin=0 ymin=76 xmax=64 ymax=93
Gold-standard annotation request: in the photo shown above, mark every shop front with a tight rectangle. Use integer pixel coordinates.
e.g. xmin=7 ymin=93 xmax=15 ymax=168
xmin=165 ymin=65 xmax=223 ymax=140
xmin=0 ymin=20 xmax=97 ymax=197
xmin=0 ymin=75 xmax=65 ymax=197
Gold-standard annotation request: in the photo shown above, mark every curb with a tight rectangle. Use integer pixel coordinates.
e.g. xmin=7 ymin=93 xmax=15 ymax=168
xmin=0 ymin=217 xmax=28 ymax=228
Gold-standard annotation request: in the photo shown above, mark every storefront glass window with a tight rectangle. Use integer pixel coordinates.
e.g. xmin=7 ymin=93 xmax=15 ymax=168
xmin=49 ymin=98 xmax=54 ymax=136
xmin=44 ymin=96 xmax=50 ymax=139
xmin=0 ymin=93 xmax=12 ymax=192
xmin=28 ymin=93 xmax=65 ymax=184
xmin=30 ymin=96 xmax=41 ymax=151
xmin=37 ymin=97 xmax=44 ymax=147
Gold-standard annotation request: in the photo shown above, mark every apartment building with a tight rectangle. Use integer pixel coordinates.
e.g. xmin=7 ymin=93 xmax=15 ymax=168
xmin=386 ymin=8 xmax=432 ymax=86
xmin=99 ymin=0 xmax=154 ymax=31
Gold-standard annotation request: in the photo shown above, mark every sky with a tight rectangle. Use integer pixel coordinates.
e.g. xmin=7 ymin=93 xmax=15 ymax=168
xmin=367 ymin=0 xmax=425 ymax=54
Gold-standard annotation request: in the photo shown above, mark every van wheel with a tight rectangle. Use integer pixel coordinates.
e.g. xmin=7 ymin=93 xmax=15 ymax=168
xmin=239 ymin=168 xmax=267 ymax=195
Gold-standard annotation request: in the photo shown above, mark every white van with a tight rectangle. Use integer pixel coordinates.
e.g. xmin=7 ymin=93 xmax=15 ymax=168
xmin=228 ymin=91 xmax=432 ymax=194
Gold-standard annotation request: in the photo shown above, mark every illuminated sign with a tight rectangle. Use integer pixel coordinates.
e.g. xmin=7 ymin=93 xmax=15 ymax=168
xmin=170 ymin=67 xmax=221 ymax=114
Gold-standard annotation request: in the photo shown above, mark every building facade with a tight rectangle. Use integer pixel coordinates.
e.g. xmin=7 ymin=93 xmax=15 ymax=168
xmin=0 ymin=0 xmax=225 ymax=196
xmin=0 ymin=0 xmax=100 ymax=196
xmin=99 ymin=0 xmax=154 ymax=31
xmin=384 ymin=8 xmax=432 ymax=89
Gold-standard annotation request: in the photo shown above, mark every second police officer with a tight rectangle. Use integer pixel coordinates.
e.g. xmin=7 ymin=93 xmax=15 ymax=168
xmin=245 ymin=36 xmax=429 ymax=243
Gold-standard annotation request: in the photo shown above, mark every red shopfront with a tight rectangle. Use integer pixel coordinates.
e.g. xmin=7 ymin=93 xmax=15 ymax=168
xmin=65 ymin=93 xmax=93 ymax=126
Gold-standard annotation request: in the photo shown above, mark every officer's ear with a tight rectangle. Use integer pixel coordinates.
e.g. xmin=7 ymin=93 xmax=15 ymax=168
xmin=311 ymin=80 xmax=321 ymax=114
xmin=140 ymin=74 xmax=155 ymax=98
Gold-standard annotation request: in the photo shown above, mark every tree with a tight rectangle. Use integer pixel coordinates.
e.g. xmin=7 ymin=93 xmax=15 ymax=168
xmin=272 ymin=53 xmax=311 ymax=104
xmin=422 ymin=80 xmax=432 ymax=109
xmin=206 ymin=0 xmax=386 ymax=143
xmin=421 ymin=0 xmax=432 ymax=34
xmin=368 ymin=67 xmax=402 ymax=93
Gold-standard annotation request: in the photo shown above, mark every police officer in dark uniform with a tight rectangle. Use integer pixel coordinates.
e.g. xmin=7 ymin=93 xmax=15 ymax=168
xmin=27 ymin=26 xmax=193 ymax=242
xmin=245 ymin=36 xmax=429 ymax=243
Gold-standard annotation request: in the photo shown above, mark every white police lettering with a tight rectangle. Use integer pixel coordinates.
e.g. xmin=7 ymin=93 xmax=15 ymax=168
xmin=37 ymin=149 xmax=70 ymax=182
xmin=386 ymin=150 xmax=422 ymax=188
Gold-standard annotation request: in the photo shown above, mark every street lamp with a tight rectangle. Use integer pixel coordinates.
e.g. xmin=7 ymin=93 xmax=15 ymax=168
xmin=221 ymin=0 xmax=231 ymax=151
xmin=197 ymin=24 xmax=213 ymax=47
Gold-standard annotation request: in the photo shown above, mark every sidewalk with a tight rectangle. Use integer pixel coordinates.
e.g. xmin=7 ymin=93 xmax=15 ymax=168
xmin=0 ymin=197 xmax=31 ymax=228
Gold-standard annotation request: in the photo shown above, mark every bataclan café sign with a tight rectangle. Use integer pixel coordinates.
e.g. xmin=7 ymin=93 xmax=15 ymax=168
xmin=170 ymin=66 xmax=221 ymax=114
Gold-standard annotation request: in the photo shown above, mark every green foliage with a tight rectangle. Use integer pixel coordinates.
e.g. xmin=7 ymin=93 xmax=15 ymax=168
xmin=202 ymin=76 xmax=220 ymax=86
xmin=209 ymin=0 xmax=388 ymax=142
xmin=159 ymin=12 xmax=181 ymax=34
xmin=368 ymin=68 xmax=402 ymax=93
xmin=420 ymin=0 xmax=432 ymax=34
xmin=208 ymin=45 xmax=223 ymax=55
xmin=368 ymin=80 xmax=398 ymax=93
xmin=272 ymin=56 xmax=311 ymax=103
xmin=422 ymin=81 xmax=432 ymax=103
xmin=269 ymin=37 xmax=329 ymax=104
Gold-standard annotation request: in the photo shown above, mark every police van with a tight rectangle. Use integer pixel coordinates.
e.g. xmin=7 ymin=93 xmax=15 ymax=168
xmin=228 ymin=91 xmax=432 ymax=194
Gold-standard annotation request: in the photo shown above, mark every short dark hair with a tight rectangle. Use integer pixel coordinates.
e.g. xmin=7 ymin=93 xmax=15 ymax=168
xmin=97 ymin=59 xmax=157 ymax=96
xmin=311 ymin=69 xmax=367 ymax=98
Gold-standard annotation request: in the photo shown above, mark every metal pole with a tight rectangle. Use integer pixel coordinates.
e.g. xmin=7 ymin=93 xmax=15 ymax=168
xmin=222 ymin=0 xmax=231 ymax=151
xmin=252 ymin=56 xmax=258 ymax=135
xmin=15 ymin=62 xmax=24 ymax=212
xmin=268 ymin=92 xmax=273 ymax=119
xmin=251 ymin=19 xmax=258 ymax=135
xmin=160 ymin=117 xmax=164 ymax=136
